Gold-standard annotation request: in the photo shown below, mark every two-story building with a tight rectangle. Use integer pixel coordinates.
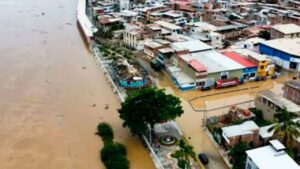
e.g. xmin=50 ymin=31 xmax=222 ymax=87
xmin=284 ymin=80 xmax=300 ymax=106
xmin=255 ymin=90 xmax=300 ymax=120
xmin=271 ymin=23 xmax=300 ymax=39
xmin=155 ymin=20 xmax=183 ymax=35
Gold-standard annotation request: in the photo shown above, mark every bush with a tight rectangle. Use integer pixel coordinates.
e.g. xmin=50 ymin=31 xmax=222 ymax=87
xmin=249 ymin=108 xmax=272 ymax=127
xmin=101 ymin=142 xmax=129 ymax=169
xmin=96 ymin=123 xmax=114 ymax=142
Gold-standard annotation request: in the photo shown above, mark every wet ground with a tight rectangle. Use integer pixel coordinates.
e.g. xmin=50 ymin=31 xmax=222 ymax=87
xmin=0 ymin=0 xmax=155 ymax=169
xmin=155 ymin=67 xmax=294 ymax=169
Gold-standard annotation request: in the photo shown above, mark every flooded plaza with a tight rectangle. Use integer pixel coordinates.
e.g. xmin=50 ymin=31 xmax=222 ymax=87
xmin=0 ymin=0 xmax=154 ymax=169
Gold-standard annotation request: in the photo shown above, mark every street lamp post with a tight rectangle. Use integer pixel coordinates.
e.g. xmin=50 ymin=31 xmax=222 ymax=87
xmin=203 ymin=100 xmax=208 ymax=129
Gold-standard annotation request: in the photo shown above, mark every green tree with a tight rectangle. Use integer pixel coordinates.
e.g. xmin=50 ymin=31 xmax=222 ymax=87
xmin=100 ymin=142 xmax=129 ymax=169
xmin=229 ymin=141 xmax=251 ymax=169
xmin=223 ymin=40 xmax=231 ymax=49
xmin=258 ymin=30 xmax=271 ymax=40
xmin=118 ymin=87 xmax=184 ymax=137
xmin=171 ymin=139 xmax=196 ymax=169
xmin=268 ymin=108 xmax=300 ymax=148
xmin=96 ymin=122 xmax=114 ymax=142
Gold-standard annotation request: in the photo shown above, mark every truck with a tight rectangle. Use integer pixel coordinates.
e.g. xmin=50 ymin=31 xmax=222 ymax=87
xmin=215 ymin=77 xmax=240 ymax=89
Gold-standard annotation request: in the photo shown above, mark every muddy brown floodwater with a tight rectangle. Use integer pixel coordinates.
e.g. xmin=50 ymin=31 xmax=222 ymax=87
xmin=0 ymin=0 xmax=155 ymax=169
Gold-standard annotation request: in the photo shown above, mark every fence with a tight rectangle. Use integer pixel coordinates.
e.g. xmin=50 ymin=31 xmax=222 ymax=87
xmin=91 ymin=42 xmax=165 ymax=169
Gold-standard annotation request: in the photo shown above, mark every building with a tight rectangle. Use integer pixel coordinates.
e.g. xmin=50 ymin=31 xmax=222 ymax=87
xmin=123 ymin=29 xmax=150 ymax=50
xmin=155 ymin=20 xmax=183 ymax=35
xmin=143 ymin=39 xmax=170 ymax=59
xmin=284 ymin=80 xmax=300 ymax=105
xmin=246 ymin=140 xmax=300 ymax=169
xmin=136 ymin=4 xmax=168 ymax=21
xmin=221 ymin=121 xmax=259 ymax=147
xmin=255 ymin=90 xmax=300 ymax=120
xmin=97 ymin=16 xmax=124 ymax=35
xmin=223 ymin=52 xmax=258 ymax=80
xmin=187 ymin=22 xmax=223 ymax=49
xmin=118 ymin=10 xmax=138 ymax=23
xmin=234 ymin=37 xmax=265 ymax=51
xmin=259 ymin=38 xmax=300 ymax=71
xmin=95 ymin=1 xmax=115 ymax=14
xmin=156 ymin=40 xmax=246 ymax=90
xmin=271 ymin=24 xmax=300 ymax=39
xmin=235 ymin=49 xmax=274 ymax=77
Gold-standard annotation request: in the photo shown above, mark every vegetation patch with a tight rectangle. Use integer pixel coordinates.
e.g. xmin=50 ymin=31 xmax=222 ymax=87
xmin=97 ymin=122 xmax=129 ymax=169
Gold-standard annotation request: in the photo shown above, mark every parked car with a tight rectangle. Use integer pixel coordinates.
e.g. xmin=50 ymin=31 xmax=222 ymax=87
xmin=271 ymin=75 xmax=277 ymax=79
xmin=198 ymin=153 xmax=209 ymax=165
xmin=201 ymin=86 xmax=211 ymax=91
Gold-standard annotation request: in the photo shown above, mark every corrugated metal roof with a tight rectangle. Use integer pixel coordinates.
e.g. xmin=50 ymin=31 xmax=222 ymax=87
xmin=223 ymin=52 xmax=257 ymax=68
xmin=188 ymin=59 xmax=207 ymax=72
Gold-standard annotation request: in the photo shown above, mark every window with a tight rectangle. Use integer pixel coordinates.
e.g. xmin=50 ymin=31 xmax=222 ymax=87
xmin=246 ymin=163 xmax=252 ymax=169
xmin=262 ymin=97 xmax=267 ymax=104
xmin=289 ymin=62 xmax=297 ymax=69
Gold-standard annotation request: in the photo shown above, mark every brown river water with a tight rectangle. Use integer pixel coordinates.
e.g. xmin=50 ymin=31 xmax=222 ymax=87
xmin=0 ymin=0 xmax=155 ymax=169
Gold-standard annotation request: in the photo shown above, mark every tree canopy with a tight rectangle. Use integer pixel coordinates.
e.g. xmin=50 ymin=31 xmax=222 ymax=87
xmin=118 ymin=87 xmax=184 ymax=136
xmin=229 ymin=141 xmax=251 ymax=169
xmin=171 ymin=139 xmax=196 ymax=169
xmin=100 ymin=142 xmax=129 ymax=169
xmin=268 ymin=108 xmax=300 ymax=148
xmin=258 ymin=30 xmax=271 ymax=40
xmin=96 ymin=122 xmax=114 ymax=143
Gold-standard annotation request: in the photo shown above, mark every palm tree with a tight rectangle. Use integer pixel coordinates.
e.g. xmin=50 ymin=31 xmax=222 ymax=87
xmin=171 ymin=139 xmax=196 ymax=169
xmin=268 ymin=108 xmax=300 ymax=148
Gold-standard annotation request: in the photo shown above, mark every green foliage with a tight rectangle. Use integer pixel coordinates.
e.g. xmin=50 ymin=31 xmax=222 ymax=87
xmin=171 ymin=139 xmax=196 ymax=169
xmin=97 ymin=123 xmax=129 ymax=169
xmin=286 ymin=148 xmax=295 ymax=159
xmin=96 ymin=122 xmax=114 ymax=142
xmin=229 ymin=141 xmax=251 ymax=169
xmin=100 ymin=142 xmax=129 ymax=169
xmin=223 ymin=40 xmax=231 ymax=49
xmin=268 ymin=108 xmax=300 ymax=148
xmin=258 ymin=30 xmax=271 ymax=40
xmin=118 ymin=87 xmax=184 ymax=136
xmin=249 ymin=108 xmax=272 ymax=127
xmin=228 ymin=14 xmax=239 ymax=20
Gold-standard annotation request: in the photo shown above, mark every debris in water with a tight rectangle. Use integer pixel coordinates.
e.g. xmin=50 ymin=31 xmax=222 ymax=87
xmin=92 ymin=104 xmax=97 ymax=107
xmin=82 ymin=67 xmax=86 ymax=69
xmin=41 ymin=12 xmax=45 ymax=15
xmin=105 ymin=104 xmax=109 ymax=109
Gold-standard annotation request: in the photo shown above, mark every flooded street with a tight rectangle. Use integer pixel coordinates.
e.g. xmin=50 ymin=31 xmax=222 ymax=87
xmin=0 ymin=0 xmax=155 ymax=169
xmin=158 ymin=72 xmax=292 ymax=169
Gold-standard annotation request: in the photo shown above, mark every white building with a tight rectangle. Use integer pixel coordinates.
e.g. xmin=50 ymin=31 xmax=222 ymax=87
xmin=119 ymin=0 xmax=130 ymax=10
xmin=245 ymin=140 xmax=300 ymax=169
xmin=188 ymin=22 xmax=223 ymax=49
xmin=155 ymin=21 xmax=183 ymax=35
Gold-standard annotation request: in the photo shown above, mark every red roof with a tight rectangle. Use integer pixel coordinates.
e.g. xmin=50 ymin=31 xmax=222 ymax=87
xmin=223 ymin=52 xmax=257 ymax=68
xmin=188 ymin=59 xmax=207 ymax=72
